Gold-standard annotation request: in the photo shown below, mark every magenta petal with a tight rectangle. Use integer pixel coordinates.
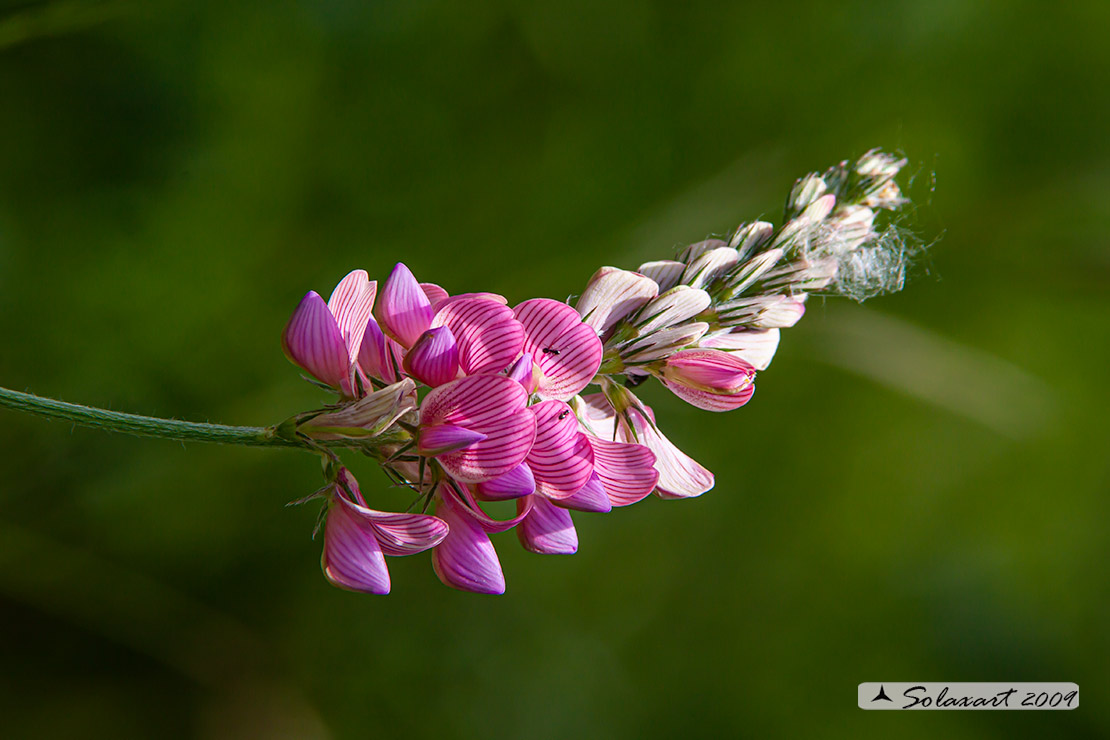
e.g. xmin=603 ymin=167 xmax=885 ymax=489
xmin=527 ymin=401 xmax=595 ymax=499
xmin=282 ymin=291 xmax=351 ymax=390
xmin=333 ymin=471 xmax=447 ymax=556
xmin=403 ymin=326 xmax=460 ymax=387
xmin=506 ymin=353 xmax=538 ymax=392
xmin=357 ymin=316 xmax=399 ymax=383
xmin=421 ymin=282 xmax=449 ymax=309
xmin=327 ymin=270 xmax=378 ymax=365
xmin=587 ymin=435 xmax=658 ymax=507
xmin=431 ymin=491 xmax=505 ymax=594
xmin=475 ymin=463 xmax=536 ymax=500
xmin=663 ymin=350 xmax=756 ymax=392
xmin=376 ymin=263 xmax=434 ymax=348
xmin=552 ymin=471 xmax=611 ymax=513
xmin=661 ymin=377 xmax=756 ymax=412
xmin=421 ymin=375 xmax=537 ymax=482
xmin=518 ymin=496 xmax=578 ymax=555
xmin=432 ymin=298 xmax=524 ymax=376
xmin=454 ymin=484 xmax=534 ymax=533
xmin=322 ymin=498 xmax=390 ymax=594
xmin=418 ymin=424 xmax=487 ymax=456
xmin=533 ymin=321 xmax=603 ymax=401
xmin=515 ymin=298 xmax=585 ymax=356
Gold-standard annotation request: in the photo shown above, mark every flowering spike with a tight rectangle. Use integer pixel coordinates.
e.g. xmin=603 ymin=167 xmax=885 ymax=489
xmin=403 ymin=327 xmax=461 ymax=388
xmin=282 ymin=291 xmax=351 ymax=392
xmin=518 ymin=496 xmax=578 ymax=555
xmin=376 ymin=262 xmax=434 ymax=348
xmin=432 ymin=489 xmax=506 ymax=594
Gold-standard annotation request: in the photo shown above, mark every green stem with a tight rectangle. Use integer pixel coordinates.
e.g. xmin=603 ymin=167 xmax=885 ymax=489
xmin=0 ymin=386 xmax=299 ymax=448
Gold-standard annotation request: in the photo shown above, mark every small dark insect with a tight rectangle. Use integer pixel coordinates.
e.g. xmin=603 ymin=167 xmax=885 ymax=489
xmin=542 ymin=347 xmax=561 ymax=355
xmin=558 ymin=410 xmax=570 ymax=420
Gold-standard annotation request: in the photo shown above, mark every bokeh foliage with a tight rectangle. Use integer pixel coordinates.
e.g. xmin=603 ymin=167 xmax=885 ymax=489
xmin=1 ymin=1 xmax=1107 ymax=737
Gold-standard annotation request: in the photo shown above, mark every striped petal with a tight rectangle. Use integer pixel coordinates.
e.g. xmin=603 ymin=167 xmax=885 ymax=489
xmin=661 ymin=349 xmax=755 ymax=393
xmin=336 ymin=470 xmax=448 ymax=557
xmin=621 ymin=322 xmax=709 ymax=363
xmin=626 ymin=406 xmax=715 ymax=499
xmin=633 ymin=286 xmax=712 ymax=333
xmin=432 ymin=490 xmax=505 ymax=594
xmin=421 ymin=376 xmax=537 ymax=482
xmin=438 ymin=292 xmax=508 ymax=309
xmin=576 ymin=266 xmax=658 ymax=336
xmin=301 ymin=378 xmax=417 ymax=440
xmin=282 ymin=291 xmax=351 ymax=392
xmin=515 ymin=298 xmax=583 ymax=356
xmin=637 ymin=260 xmax=686 ymax=292
xmin=586 ymin=435 xmax=658 ymax=507
xmin=420 ymin=282 xmax=449 ymax=309
xmin=376 ymin=262 xmax=434 ymax=348
xmin=533 ymin=322 xmax=603 ymax=401
xmin=357 ymin=316 xmax=399 ymax=383
xmin=699 ymin=328 xmax=781 ymax=371
xmin=327 ymin=270 xmax=378 ymax=365
xmin=681 ymin=246 xmax=740 ymax=290
xmin=432 ymin=298 xmax=524 ymax=376
xmin=453 ymin=483 xmax=534 ymax=533
xmin=475 ymin=463 xmax=536 ymax=500
xmin=527 ymin=401 xmax=595 ymax=500
xmin=729 ymin=221 xmax=774 ymax=258
xmin=661 ymin=378 xmax=755 ymax=412
xmin=678 ymin=238 xmax=728 ymax=264
xmin=517 ymin=496 xmax=578 ymax=555
xmin=403 ymin=326 xmax=460 ymax=387
xmin=322 ymin=498 xmax=390 ymax=594
xmin=552 ymin=471 xmax=611 ymax=513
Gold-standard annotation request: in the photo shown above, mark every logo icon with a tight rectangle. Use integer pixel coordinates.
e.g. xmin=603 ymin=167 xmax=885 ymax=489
xmin=872 ymin=685 xmax=893 ymax=703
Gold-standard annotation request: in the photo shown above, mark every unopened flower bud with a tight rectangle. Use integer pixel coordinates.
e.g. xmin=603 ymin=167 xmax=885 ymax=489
xmin=654 ymin=349 xmax=756 ymax=412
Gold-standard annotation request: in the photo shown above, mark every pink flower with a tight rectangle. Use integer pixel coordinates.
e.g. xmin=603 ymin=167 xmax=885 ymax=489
xmin=321 ymin=469 xmax=448 ymax=594
xmin=656 ymin=349 xmax=756 ymax=412
xmin=431 ymin=482 xmax=533 ymax=594
xmin=282 ymin=270 xmax=377 ymax=398
xmin=577 ymin=389 xmax=714 ymax=499
xmin=513 ymin=298 xmax=604 ymax=401
xmin=418 ymin=375 xmax=537 ymax=483
xmin=366 ymin=262 xmax=524 ymax=387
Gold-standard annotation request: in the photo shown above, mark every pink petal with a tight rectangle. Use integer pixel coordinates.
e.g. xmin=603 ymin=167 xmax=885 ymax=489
xmin=587 ymin=435 xmax=658 ymax=507
xmin=421 ymin=376 xmax=537 ymax=482
xmin=322 ymin=497 xmax=390 ymax=594
xmin=572 ymin=393 xmax=618 ymax=440
xmin=418 ymin=423 xmax=488 ymax=456
xmin=662 ymin=350 xmax=756 ymax=393
xmin=517 ymin=496 xmax=578 ymax=555
xmin=514 ymin=298 xmax=585 ymax=356
xmin=552 ymin=471 xmax=611 ymax=513
xmin=626 ymin=407 xmax=715 ymax=499
xmin=633 ymin=286 xmax=712 ymax=333
xmin=282 ymin=291 xmax=351 ymax=391
xmin=403 ymin=326 xmax=460 ymax=387
xmin=533 ymin=322 xmax=603 ymax=401
xmin=438 ymin=292 xmax=508 ymax=309
xmin=681 ymin=246 xmax=741 ymax=290
xmin=357 ymin=316 xmax=400 ymax=384
xmin=432 ymin=298 xmax=524 ymax=376
xmin=661 ymin=378 xmax=755 ymax=412
xmin=335 ymin=470 xmax=448 ymax=557
xmin=527 ymin=401 xmax=594 ymax=500
xmin=637 ymin=260 xmax=686 ymax=292
xmin=678 ymin=238 xmax=729 ymax=264
xmin=475 ymin=463 xmax=536 ymax=501
xmin=376 ymin=263 xmax=434 ymax=348
xmin=575 ymin=266 xmax=658 ymax=336
xmin=699 ymin=328 xmax=781 ymax=371
xmin=506 ymin=353 xmax=539 ymax=393
xmin=431 ymin=490 xmax=505 ymax=594
xmin=327 ymin=270 xmax=378 ymax=365
xmin=453 ymin=483 xmax=534 ymax=533
xmin=421 ymin=282 xmax=449 ymax=310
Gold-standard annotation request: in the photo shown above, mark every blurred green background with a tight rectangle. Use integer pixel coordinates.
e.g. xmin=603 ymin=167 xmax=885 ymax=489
xmin=1 ymin=0 xmax=1107 ymax=737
